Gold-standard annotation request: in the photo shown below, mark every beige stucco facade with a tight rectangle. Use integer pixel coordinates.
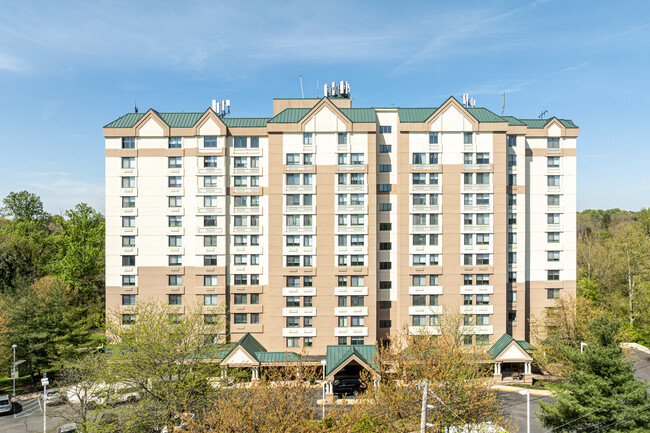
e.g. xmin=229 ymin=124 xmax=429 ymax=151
xmin=104 ymin=95 xmax=577 ymax=354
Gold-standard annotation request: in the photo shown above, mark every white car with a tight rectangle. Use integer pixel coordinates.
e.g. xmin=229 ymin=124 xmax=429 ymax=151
xmin=0 ymin=395 xmax=11 ymax=415
xmin=44 ymin=389 xmax=64 ymax=405
xmin=66 ymin=383 xmax=140 ymax=406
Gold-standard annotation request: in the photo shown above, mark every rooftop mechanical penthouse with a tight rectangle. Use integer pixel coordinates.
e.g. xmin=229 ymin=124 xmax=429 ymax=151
xmin=104 ymin=94 xmax=577 ymax=354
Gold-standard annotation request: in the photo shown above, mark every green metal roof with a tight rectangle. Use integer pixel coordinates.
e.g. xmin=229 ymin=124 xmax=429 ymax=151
xmin=104 ymin=113 xmax=145 ymax=128
xmin=519 ymin=118 xmax=579 ymax=129
xmin=500 ymin=116 xmax=526 ymax=126
xmin=268 ymin=108 xmax=311 ymax=123
xmin=466 ymin=107 xmax=507 ymax=123
xmin=398 ymin=108 xmax=438 ymax=123
xmin=339 ymin=108 xmax=376 ymax=123
xmin=222 ymin=118 xmax=270 ymax=128
xmin=159 ymin=112 xmax=203 ymax=127
xmin=487 ymin=334 xmax=534 ymax=359
xmin=325 ymin=345 xmax=376 ymax=375
xmin=237 ymin=333 xmax=266 ymax=358
xmin=255 ymin=351 xmax=301 ymax=363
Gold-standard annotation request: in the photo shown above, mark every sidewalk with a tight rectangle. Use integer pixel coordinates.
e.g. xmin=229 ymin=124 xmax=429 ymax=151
xmin=491 ymin=384 xmax=553 ymax=397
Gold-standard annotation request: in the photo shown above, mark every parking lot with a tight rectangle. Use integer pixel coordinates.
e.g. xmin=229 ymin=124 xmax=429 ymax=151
xmin=0 ymin=398 xmax=74 ymax=433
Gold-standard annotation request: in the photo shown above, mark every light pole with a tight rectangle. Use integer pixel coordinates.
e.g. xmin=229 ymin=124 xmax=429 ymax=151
xmin=41 ymin=373 xmax=49 ymax=433
xmin=580 ymin=342 xmax=587 ymax=354
xmin=519 ymin=389 xmax=530 ymax=433
xmin=11 ymin=344 xmax=16 ymax=397
xmin=320 ymin=360 xmax=327 ymax=420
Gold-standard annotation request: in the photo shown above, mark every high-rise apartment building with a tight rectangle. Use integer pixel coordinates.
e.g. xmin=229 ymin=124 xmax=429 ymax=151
xmin=104 ymin=95 xmax=577 ymax=354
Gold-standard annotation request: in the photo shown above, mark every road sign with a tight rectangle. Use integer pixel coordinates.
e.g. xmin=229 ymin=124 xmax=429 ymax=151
xmin=41 ymin=378 xmax=49 ymax=386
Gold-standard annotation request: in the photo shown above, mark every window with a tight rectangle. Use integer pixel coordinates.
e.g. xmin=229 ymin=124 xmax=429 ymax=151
xmin=204 ymin=275 xmax=218 ymax=286
xmin=508 ymin=154 xmax=517 ymax=167
xmin=547 ymin=137 xmax=560 ymax=149
xmin=508 ymin=252 xmax=517 ymax=264
xmin=548 ymin=156 xmax=560 ymax=167
xmin=168 ymin=255 xmax=182 ymax=266
xmin=463 ymin=315 xmax=473 ymax=326
xmin=234 ymin=274 xmax=248 ymax=285
xmin=350 ymin=214 xmax=364 ymax=226
xmin=204 ymin=156 xmax=218 ymax=168
xmin=168 ymin=137 xmax=182 ymax=149
xmin=122 ymin=137 xmax=135 ymax=149
xmin=379 ymin=320 xmax=392 ymax=328
xmin=380 ymin=261 xmax=391 ymax=269
xmin=168 ymin=176 xmax=182 ymax=187
xmin=121 ymin=275 xmax=136 ymax=286
xmin=476 ymin=234 xmax=490 ymax=245
xmin=350 ymin=296 xmax=364 ymax=307
xmin=476 ymin=274 xmax=490 ymax=285
xmin=234 ymin=137 xmax=247 ymax=148
xmin=303 ymin=153 xmax=313 ymax=165
xmin=476 ymin=254 xmax=490 ymax=265
xmin=286 ymin=153 xmax=300 ymax=165
xmin=303 ymin=174 xmax=313 ymax=185
xmin=476 ymin=153 xmax=489 ymax=164
xmin=122 ymin=177 xmax=135 ymax=188
xmin=168 ymin=294 xmax=182 ymax=305
xmin=476 ymin=173 xmax=489 ymax=185
xmin=250 ymin=137 xmax=259 ymax=148
xmin=464 ymin=214 xmax=473 ymax=225
xmin=234 ymin=294 xmax=247 ymax=305
xmin=168 ymin=157 xmax=182 ymax=168
xmin=122 ymin=294 xmax=135 ymax=306
xmin=204 ymin=235 xmax=217 ymax=247
xmin=548 ymin=194 xmax=560 ymax=206
xmin=507 ymin=135 xmax=517 ymax=147
xmin=476 ymin=213 xmax=489 ymax=225
xmin=379 ymin=281 xmax=392 ymax=289
xmin=167 ymin=195 xmax=182 ymax=209
xmin=204 ymin=255 xmax=217 ymax=266
xmin=303 ymin=133 xmax=313 ymax=145
xmin=201 ymin=294 xmax=218 ymax=306
xmin=167 ymin=215 xmax=182 ymax=227
xmin=204 ymin=136 xmax=218 ymax=148
xmin=168 ymin=275 xmax=182 ymax=286
xmin=121 ymin=157 xmax=135 ymax=168
xmin=379 ymin=145 xmax=392 ymax=153
xmin=379 ymin=184 xmax=392 ymax=192
xmin=379 ymin=242 xmax=392 ymax=250
xmin=351 ymin=153 xmax=364 ymax=165
xmin=338 ymin=337 xmax=348 ymax=345
xmin=351 ymin=316 xmax=364 ymax=327
xmin=204 ymin=215 xmax=217 ymax=227
xmin=203 ymin=176 xmax=218 ymax=188
xmin=508 ymin=174 xmax=517 ymax=186
xmin=547 ymin=288 xmax=561 ymax=299
xmin=122 ymin=236 xmax=135 ymax=247
xmin=351 ymin=173 xmax=364 ymax=185
xmin=429 ymin=153 xmax=439 ymax=164
xmin=508 ymin=272 xmax=517 ymax=283
xmin=464 ymin=295 xmax=473 ymax=306
xmin=462 ymin=275 xmax=473 ymax=286
xmin=508 ymin=291 xmax=517 ymax=302
xmin=463 ymin=132 xmax=473 ymax=144
xmin=548 ymin=251 xmax=560 ymax=262
xmin=508 ymin=232 xmax=517 ymax=245
xmin=413 ymin=295 xmax=426 ymax=306
xmin=413 ymin=315 xmax=427 ymax=326
xmin=234 ymin=313 xmax=247 ymax=324
xmin=547 ymin=213 xmax=560 ymax=224
xmin=250 ymin=313 xmax=260 ymax=324
xmin=204 ymin=314 xmax=219 ymax=325
xmin=379 ymin=164 xmax=392 ymax=172
xmin=508 ymin=213 xmax=517 ymax=225
xmin=286 ymin=256 xmax=300 ymax=267
xmin=350 ymin=194 xmax=364 ymax=205
xmin=286 ymin=337 xmax=299 ymax=347
xmin=286 ymin=296 xmax=300 ymax=308
xmin=234 ymin=255 xmax=247 ymax=265
xmin=338 ymin=133 xmax=348 ymax=145
xmin=413 ymin=173 xmax=426 ymax=185
xmin=351 ymin=255 xmax=365 ymax=266
xmin=121 ymin=196 xmax=135 ymax=208
xmin=122 ymin=255 xmax=135 ymax=266
xmin=548 ymin=232 xmax=560 ymax=243
xmin=379 ymin=125 xmax=392 ymax=133
xmin=429 ymin=132 xmax=438 ymax=144
xmin=547 ymin=270 xmax=560 ymax=281
xmin=548 ymin=175 xmax=560 ymax=187
xmin=122 ymin=314 xmax=135 ymax=325
xmin=476 ymin=294 xmax=490 ymax=306
xmin=476 ymin=315 xmax=489 ymax=326
xmin=463 ymin=173 xmax=473 ymax=185
xmin=379 ymin=223 xmax=392 ymax=231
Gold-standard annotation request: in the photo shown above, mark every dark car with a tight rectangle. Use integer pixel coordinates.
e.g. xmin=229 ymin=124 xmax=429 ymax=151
xmin=333 ymin=379 xmax=365 ymax=397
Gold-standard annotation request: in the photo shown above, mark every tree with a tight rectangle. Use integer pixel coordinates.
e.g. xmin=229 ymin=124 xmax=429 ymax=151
xmin=0 ymin=190 xmax=49 ymax=221
xmin=190 ymin=360 xmax=323 ymax=432
xmin=530 ymin=292 xmax=598 ymax=378
xmin=104 ymin=301 xmax=229 ymax=431
xmin=338 ymin=316 xmax=510 ymax=432
xmin=48 ymin=203 xmax=105 ymax=308
xmin=538 ymin=314 xmax=650 ymax=432
xmin=0 ymin=277 xmax=93 ymax=382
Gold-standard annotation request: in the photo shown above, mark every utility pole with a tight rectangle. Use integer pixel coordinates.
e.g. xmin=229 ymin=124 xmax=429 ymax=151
xmin=11 ymin=344 xmax=16 ymax=396
xmin=420 ymin=379 xmax=429 ymax=433
xmin=42 ymin=373 xmax=49 ymax=433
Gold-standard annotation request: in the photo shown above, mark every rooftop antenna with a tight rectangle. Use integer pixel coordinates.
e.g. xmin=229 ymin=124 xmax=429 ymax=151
xmin=501 ymin=92 xmax=505 ymax=116
xmin=538 ymin=108 xmax=548 ymax=119
xmin=134 ymin=100 xmax=138 ymax=113
xmin=299 ymin=75 xmax=304 ymax=98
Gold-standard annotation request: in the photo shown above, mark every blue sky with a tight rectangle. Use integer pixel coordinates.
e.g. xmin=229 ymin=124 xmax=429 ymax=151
xmin=0 ymin=0 xmax=648 ymax=214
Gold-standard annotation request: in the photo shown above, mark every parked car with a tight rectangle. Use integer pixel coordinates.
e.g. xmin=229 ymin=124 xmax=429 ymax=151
xmin=66 ymin=383 xmax=140 ymax=407
xmin=0 ymin=394 xmax=12 ymax=415
xmin=333 ymin=379 xmax=365 ymax=397
xmin=57 ymin=423 xmax=78 ymax=433
xmin=44 ymin=389 xmax=64 ymax=405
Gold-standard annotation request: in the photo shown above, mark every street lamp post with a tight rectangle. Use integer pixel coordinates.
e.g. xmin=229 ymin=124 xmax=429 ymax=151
xmin=519 ymin=389 xmax=530 ymax=433
xmin=580 ymin=342 xmax=587 ymax=354
xmin=11 ymin=344 xmax=16 ymax=397
xmin=42 ymin=373 xmax=49 ymax=433
xmin=320 ymin=360 xmax=327 ymax=420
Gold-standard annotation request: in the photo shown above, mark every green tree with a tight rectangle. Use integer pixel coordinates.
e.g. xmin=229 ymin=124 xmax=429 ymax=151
xmin=538 ymin=314 xmax=650 ymax=432
xmin=49 ymin=203 xmax=105 ymax=307
xmin=0 ymin=277 xmax=93 ymax=382
xmin=0 ymin=190 xmax=49 ymax=221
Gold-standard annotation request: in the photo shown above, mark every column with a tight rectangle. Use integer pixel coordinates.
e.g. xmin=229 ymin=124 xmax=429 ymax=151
xmin=252 ymin=366 xmax=260 ymax=380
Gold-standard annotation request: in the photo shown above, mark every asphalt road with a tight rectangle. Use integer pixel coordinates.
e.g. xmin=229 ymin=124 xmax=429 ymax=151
xmin=499 ymin=391 xmax=554 ymax=433
xmin=0 ymin=399 xmax=74 ymax=433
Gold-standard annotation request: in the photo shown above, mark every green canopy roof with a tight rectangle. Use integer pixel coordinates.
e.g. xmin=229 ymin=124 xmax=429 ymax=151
xmin=325 ymin=345 xmax=376 ymax=376
xmin=487 ymin=334 xmax=534 ymax=359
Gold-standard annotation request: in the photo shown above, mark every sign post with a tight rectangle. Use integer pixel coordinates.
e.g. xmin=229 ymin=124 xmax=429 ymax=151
xmin=11 ymin=345 xmax=16 ymax=396
xmin=41 ymin=373 xmax=49 ymax=433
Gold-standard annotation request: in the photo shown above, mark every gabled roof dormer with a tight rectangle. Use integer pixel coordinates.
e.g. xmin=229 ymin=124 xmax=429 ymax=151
xmin=193 ymin=108 xmax=228 ymax=136
xmin=425 ymin=96 xmax=478 ymax=132
xmin=299 ymin=97 xmax=352 ymax=133
xmin=134 ymin=109 xmax=170 ymax=137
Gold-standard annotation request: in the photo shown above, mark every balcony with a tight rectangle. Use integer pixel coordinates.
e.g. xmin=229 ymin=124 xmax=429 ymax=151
xmin=282 ymin=328 xmax=317 ymax=337
xmin=408 ymin=286 xmax=443 ymax=295
xmin=460 ymin=305 xmax=494 ymax=315
xmin=334 ymin=307 xmax=369 ymax=317
xmin=460 ymin=285 xmax=494 ymax=295
xmin=334 ymin=327 xmax=368 ymax=337
xmin=282 ymin=287 xmax=317 ymax=296
xmin=408 ymin=306 xmax=443 ymax=315
xmin=334 ymin=286 xmax=368 ymax=296
xmin=409 ymin=326 xmax=441 ymax=335
xmin=282 ymin=307 xmax=316 ymax=317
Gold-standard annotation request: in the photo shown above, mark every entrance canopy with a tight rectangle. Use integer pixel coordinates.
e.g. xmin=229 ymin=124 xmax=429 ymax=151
xmin=325 ymin=345 xmax=377 ymax=380
xmin=488 ymin=334 xmax=533 ymax=363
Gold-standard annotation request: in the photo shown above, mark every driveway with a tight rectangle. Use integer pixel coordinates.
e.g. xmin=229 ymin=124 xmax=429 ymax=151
xmin=0 ymin=399 xmax=74 ymax=433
